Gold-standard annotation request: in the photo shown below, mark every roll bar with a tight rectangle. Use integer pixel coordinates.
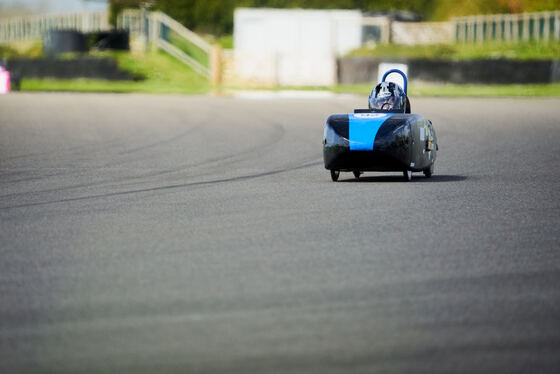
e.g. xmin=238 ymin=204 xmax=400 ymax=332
xmin=382 ymin=69 xmax=407 ymax=95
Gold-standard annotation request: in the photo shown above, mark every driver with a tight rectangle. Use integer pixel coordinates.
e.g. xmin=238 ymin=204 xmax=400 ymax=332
xmin=368 ymin=81 xmax=409 ymax=113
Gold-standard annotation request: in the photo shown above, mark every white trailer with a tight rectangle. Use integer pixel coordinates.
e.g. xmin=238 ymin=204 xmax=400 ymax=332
xmin=233 ymin=8 xmax=362 ymax=86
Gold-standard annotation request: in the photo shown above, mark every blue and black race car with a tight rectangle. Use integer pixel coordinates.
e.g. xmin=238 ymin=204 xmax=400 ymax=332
xmin=323 ymin=69 xmax=438 ymax=181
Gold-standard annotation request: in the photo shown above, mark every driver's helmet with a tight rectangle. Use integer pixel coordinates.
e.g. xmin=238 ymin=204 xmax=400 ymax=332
xmin=368 ymin=81 xmax=407 ymax=112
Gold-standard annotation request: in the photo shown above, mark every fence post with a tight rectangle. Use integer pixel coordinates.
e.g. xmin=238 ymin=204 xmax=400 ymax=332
xmin=150 ymin=13 xmax=160 ymax=52
xmin=139 ymin=7 xmax=148 ymax=53
xmin=505 ymin=15 xmax=510 ymax=41
xmin=544 ymin=13 xmax=549 ymax=41
xmin=512 ymin=15 xmax=517 ymax=41
xmin=556 ymin=13 xmax=560 ymax=40
xmin=522 ymin=14 xmax=529 ymax=41
xmin=534 ymin=14 xmax=540 ymax=41
xmin=478 ymin=16 xmax=484 ymax=43
xmin=500 ymin=16 xmax=505 ymax=41
xmin=210 ymin=44 xmax=222 ymax=86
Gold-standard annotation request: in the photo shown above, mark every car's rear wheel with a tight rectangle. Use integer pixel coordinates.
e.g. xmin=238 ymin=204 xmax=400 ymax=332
xmin=423 ymin=163 xmax=434 ymax=178
xmin=353 ymin=171 xmax=361 ymax=179
xmin=330 ymin=170 xmax=340 ymax=182
xmin=403 ymin=170 xmax=412 ymax=181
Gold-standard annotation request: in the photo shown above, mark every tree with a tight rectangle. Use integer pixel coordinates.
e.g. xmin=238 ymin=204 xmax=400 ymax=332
xmin=109 ymin=0 xmax=560 ymax=34
xmin=109 ymin=0 xmax=144 ymax=26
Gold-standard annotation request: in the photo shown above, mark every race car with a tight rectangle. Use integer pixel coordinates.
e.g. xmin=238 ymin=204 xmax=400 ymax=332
xmin=323 ymin=69 xmax=438 ymax=181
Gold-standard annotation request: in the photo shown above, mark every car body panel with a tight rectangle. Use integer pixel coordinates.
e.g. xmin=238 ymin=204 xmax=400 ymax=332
xmin=323 ymin=110 xmax=438 ymax=173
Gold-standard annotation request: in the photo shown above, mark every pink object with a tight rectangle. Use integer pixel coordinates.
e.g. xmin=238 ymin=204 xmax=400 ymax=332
xmin=0 ymin=67 xmax=10 ymax=94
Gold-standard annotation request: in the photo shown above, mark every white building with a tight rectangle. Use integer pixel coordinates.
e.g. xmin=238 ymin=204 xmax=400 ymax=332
xmin=233 ymin=8 xmax=362 ymax=86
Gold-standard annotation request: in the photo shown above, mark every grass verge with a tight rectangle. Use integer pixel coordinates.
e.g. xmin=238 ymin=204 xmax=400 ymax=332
xmin=349 ymin=41 xmax=560 ymax=61
xmin=21 ymin=50 xmax=211 ymax=94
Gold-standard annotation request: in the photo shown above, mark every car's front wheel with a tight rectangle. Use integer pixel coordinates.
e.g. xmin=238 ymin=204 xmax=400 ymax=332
xmin=423 ymin=163 xmax=434 ymax=178
xmin=330 ymin=170 xmax=340 ymax=182
xmin=403 ymin=170 xmax=412 ymax=181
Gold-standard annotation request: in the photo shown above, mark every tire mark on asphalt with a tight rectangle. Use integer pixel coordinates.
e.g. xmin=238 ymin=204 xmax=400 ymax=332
xmin=116 ymin=125 xmax=202 ymax=156
xmin=0 ymin=123 xmax=286 ymax=200
xmin=0 ymin=159 xmax=322 ymax=210
xmin=0 ymin=138 xmax=123 ymax=163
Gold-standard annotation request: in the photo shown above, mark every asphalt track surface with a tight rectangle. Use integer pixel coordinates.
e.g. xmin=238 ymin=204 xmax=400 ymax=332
xmin=1 ymin=93 xmax=559 ymax=373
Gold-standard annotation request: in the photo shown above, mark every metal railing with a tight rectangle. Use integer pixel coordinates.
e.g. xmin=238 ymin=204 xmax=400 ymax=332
xmin=392 ymin=21 xmax=454 ymax=45
xmin=117 ymin=10 xmax=212 ymax=77
xmin=0 ymin=11 xmax=110 ymax=43
xmin=362 ymin=17 xmax=453 ymax=45
xmin=454 ymin=11 xmax=560 ymax=43
xmin=0 ymin=9 xmax=213 ymax=78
